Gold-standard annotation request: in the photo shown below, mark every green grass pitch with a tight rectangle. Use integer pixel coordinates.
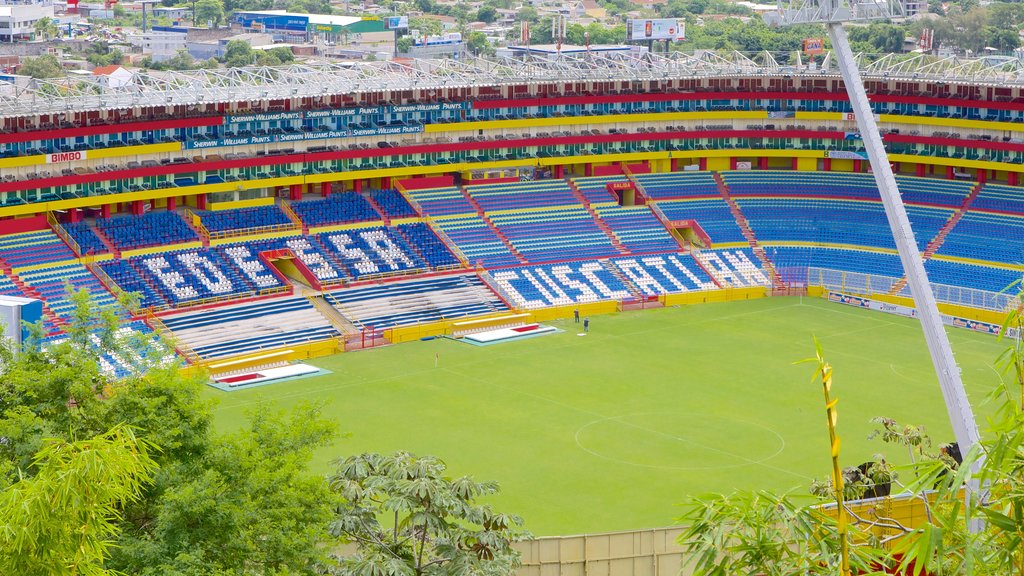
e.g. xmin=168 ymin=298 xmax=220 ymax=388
xmin=208 ymin=297 xmax=1008 ymax=536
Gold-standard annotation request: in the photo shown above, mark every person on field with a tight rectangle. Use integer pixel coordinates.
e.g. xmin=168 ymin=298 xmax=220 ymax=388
xmin=574 ymin=308 xmax=580 ymax=323
xmin=583 ymin=318 xmax=589 ymax=333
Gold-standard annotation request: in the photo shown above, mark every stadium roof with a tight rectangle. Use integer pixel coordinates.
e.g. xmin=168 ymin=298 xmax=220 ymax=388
xmin=5 ymin=50 xmax=1024 ymax=118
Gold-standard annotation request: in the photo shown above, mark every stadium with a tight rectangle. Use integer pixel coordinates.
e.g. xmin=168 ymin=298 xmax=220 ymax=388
xmin=0 ymin=51 xmax=1021 ymax=572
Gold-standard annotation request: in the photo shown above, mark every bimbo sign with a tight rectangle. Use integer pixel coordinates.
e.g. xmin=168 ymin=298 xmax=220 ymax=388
xmin=46 ymin=151 xmax=87 ymax=164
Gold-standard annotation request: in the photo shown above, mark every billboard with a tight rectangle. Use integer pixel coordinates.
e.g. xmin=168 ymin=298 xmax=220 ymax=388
xmin=628 ymin=19 xmax=685 ymax=41
xmin=384 ymin=15 xmax=408 ymax=30
xmin=803 ymin=37 xmax=825 ymax=55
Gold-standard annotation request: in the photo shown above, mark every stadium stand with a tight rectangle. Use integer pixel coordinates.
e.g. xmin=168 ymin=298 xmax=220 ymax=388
xmin=429 ymin=215 xmax=521 ymax=268
xmin=693 ymin=249 xmax=771 ymax=287
xmin=633 ymin=171 xmax=720 ymax=200
xmin=161 ymin=297 xmax=339 ymax=359
xmin=245 ymin=236 xmax=347 ymax=283
xmin=489 ymin=206 xmax=618 ymax=263
xmin=489 ymin=261 xmax=632 ymax=308
xmin=403 ymin=186 xmax=477 ymax=217
xmin=98 ymin=259 xmax=168 ymax=309
xmin=896 ymin=177 xmax=975 ymax=208
xmin=65 ymin=222 xmax=110 ymax=255
xmin=594 ymin=205 xmax=681 ymax=254
xmin=970 ymin=183 xmax=1024 ymax=213
xmin=396 ymin=223 xmax=462 ymax=269
xmin=289 ymin=192 xmax=381 ymax=227
xmin=95 ymin=212 xmax=198 ymax=251
xmin=0 ymin=230 xmax=78 ymax=268
xmin=656 ymin=199 xmax=747 ymax=244
xmin=722 ymin=171 xmax=880 ymax=200
xmin=17 ymin=263 xmax=120 ymax=320
xmin=765 ymin=246 xmax=905 ymax=285
xmin=44 ymin=320 xmax=158 ymax=378
xmin=609 ymin=254 xmax=718 ymax=295
xmin=932 ymin=211 xmax=1024 ymax=264
xmin=369 ymin=189 xmax=419 ymax=219
xmin=466 ymin=180 xmax=580 ymax=211
xmin=316 ymin=226 xmax=426 ymax=279
xmin=924 ymin=258 xmax=1021 ymax=294
xmin=571 ymin=176 xmax=626 ymax=205
xmin=129 ymin=246 xmax=285 ymax=306
xmin=0 ymin=271 xmax=26 ymax=297
xmin=195 ymin=204 xmax=294 ymax=235
xmin=324 ymin=274 xmax=507 ymax=329
xmin=738 ymin=199 xmax=900 ymax=249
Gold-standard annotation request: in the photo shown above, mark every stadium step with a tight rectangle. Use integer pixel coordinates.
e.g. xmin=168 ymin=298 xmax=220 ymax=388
xmin=712 ymin=172 xmax=784 ymax=287
xmin=888 ymin=182 xmax=983 ymax=295
xmin=92 ymin=226 xmax=121 ymax=259
xmin=461 ymin=187 xmax=487 ymax=218
xmin=362 ymin=192 xmax=392 ymax=226
xmin=600 ymin=259 xmax=643 ymax=299
xmin=480 ymin=215 xmax=529 ymax=264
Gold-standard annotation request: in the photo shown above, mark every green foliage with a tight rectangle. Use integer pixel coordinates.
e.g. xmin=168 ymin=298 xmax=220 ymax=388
xmin=0 ymin=425 xmax=157 ymax=576
xmin=565 ymin=22 xmax=627 ymax=45
xmin=397 ymin=36 xmax=414 ymax=53
xmin=1 ymin=290 xmax=339 ymax=575
xmin=222 ymin=40 xmax=295 ymax=67
xmin=475 ymin=4 xmax=497 ymax=23
xmin=19 ymin=54 xmax=64 ymax=79
xmin=194 ymin=0 xmax=224 ymax=27
xmin=848 ymin=22 xmax=905 ymax=54
xmin=288 ymin=0 xmax=332 ymax=14
xmin=33 ymin=17 xmax=60 ymax=40
xmin=466 ymin=31 xmax=494 ymax=56
xmin=678 ymin=491 xmax=881 ymax=575
xmin=85 ymin=42 xmax=125 ymax=67
xmin=409 ymin=16 xmax=443 ymax=37
xmin=328 ymin=452 xmax=527 ymax=576
xmin=116 ymin=402 xmax=339 ymax=575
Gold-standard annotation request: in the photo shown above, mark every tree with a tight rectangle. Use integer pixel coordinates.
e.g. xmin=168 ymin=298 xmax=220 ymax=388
xmin=475 ymin=4 xmax=497 ymax=23
xmin=223 ymin=39 xmax=257 ymax=67
xmin=0 ymin=425 xmax=157 ymax=576
xmin=516 ymin=6 xmax=538 ymax=22
xmin=328 ymin=452 xmax=528 ymax=576
xmin=288 ymin=0 xmax=332 ymax=14
xmin=19 ymin=54 xmax=63 ymax=79
xmin=1 ymin=290 xmax=338 ymax=575
xmin=397 ymin=36 xmax=414 ymax=54
xmin=193 ymin=0 xmax=224 ymax=28
xmin=85 ymin=42 xmax=125 ymax=67
xmin=466 ymin=31 xmax=494 ymax=56
xmin=33 ymin=17 xmax=59 ymax=40
xmin=115 ymin=402 xmax=339 ymax=575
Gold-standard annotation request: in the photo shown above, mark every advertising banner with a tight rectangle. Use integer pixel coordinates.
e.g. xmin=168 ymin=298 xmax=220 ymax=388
xmin=803 ymin=38 xmax=825 ymax=55
xmin=628 ymin=19 xmax=685 ymax=41
xmin=186 ymin=125 xmax=424 ymax=150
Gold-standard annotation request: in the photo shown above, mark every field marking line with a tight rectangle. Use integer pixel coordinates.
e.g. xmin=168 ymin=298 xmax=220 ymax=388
xmin=571 ymin=412 xmax=796 ymax=475
xmin=210 ymin=365 xmax=443 ymax=411
xmin=817 ymin=322 xmax=900 ymax=341
xmin=441 ymin=366 xmax=811 ymax=480
xmin=889 ymin=363 xmax=918 ymax=382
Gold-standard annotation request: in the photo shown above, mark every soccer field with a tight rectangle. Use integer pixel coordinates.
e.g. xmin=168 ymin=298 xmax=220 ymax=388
xmin=208 ymin=296 xmax=1008 ymax=536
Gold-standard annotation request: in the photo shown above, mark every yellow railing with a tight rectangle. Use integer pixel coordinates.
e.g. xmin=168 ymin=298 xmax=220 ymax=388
xmin=279 ymin=201 xmax=305 ymax=230
xmin=304 ymin=294 xmax=351 ymax=335
xmin=184 ymin=208 xmax=211 ymax=244
xmin=424 ymin=219 xmax=470 ymax=268
xmin=145 ymin=309 xmax=202 ymax=365
xmin=47 ymin=212 xmax=82 ymax=257
xmin=393 ymin=180 xmax=427 ymax=217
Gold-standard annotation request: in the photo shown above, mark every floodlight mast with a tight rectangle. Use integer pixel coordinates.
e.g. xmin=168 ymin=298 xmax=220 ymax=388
xmin=770 ymin=0 xmax=985 ymax=525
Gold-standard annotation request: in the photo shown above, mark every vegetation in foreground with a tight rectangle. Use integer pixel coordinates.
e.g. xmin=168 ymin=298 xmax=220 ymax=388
xmin=0 ymin=291 xmax=524 ymax=576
